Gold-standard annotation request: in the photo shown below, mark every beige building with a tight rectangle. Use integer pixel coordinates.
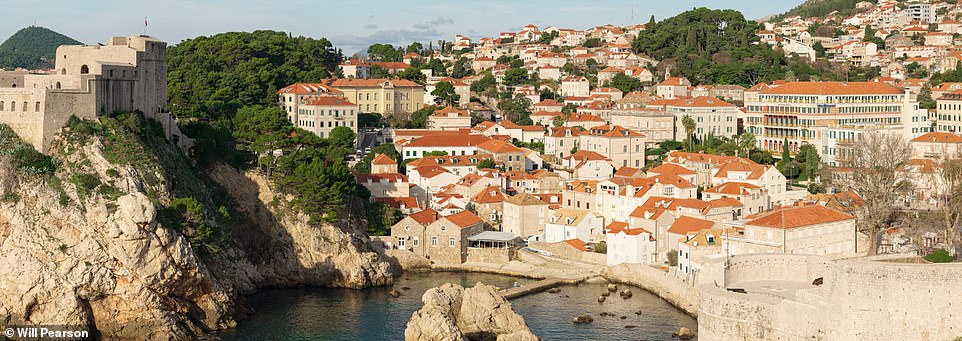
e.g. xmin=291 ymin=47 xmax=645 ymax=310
xmin=936 ymin=90 xmax=962 ymax=133
xmin=293 ymin=96 xmax=358 ymax=138
xmin=501 ymin=193 xmax=549 ymax=239
xmin=0 ymin=35 xmax=183 ymax=152
xmin=610 ymin=109 xmax=675 ymax=142
xmin=650 ymin=96 xmax=739 ymax=139
xmin=724 ymin=204 xmax=861 ymax=258
xmin=427 ymin=106 xmax=471 ymax=131
xmin=477 ymin=139 xmax=526 ymax=171
xmin=392 ymin=209 xmax=485 ymax=264
xmin=355 ymin=172 xmax=410 ymax=201
xmin=327 ymin=78 xmax=424 ymax=116
xmin=909 ymin=131 xmax=962 ymax=159
xmin=579 ymin=125 xmax=646 ymax=168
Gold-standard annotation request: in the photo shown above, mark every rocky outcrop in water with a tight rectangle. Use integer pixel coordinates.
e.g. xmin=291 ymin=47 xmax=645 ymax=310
xmin=0 ymin=122 xmax=392 ymax=339
xmin=404 ymin=283 xmax=538 ymax=341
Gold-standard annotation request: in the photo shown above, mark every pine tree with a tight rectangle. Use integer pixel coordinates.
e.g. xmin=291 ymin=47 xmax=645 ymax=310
xmin=648 ymin=15 xmax=656 ymax=26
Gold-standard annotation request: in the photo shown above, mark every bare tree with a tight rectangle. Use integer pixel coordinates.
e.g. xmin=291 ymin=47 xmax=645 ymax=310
xmin=840 ymin=131 xmax=912 ymax=255
xmin=935 ymin=156 xmax=962 ymax=245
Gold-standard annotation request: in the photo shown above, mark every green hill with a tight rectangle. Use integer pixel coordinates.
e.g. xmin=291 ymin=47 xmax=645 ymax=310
xmin=0 ymin=26 xmax=82 ymax=70
xmin=773 ymin=0 xmax=868 ymax=21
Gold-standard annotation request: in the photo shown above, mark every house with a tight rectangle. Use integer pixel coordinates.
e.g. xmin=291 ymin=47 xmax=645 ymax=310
xmin=427 ymin=106 xmax=472 ymax=131
xmin=561 ymin=76 xmax=590 ymax=97
xmin=399 ymin=134 xmax=490 ymax=159
xmin=910 ymin=132 xmax=962 ymax=160
xmin=646 ymin=163 xmax=697 ymax=185
xmin=560 ymin=150 xmax=615 ymax=180
xmin=702 ymin=182 xmax=768 ymax=217
xmin=544 ymin=126 xmax=583 ymax=159
xmin=470 ymin=185 xmax=507 ymax=227
xmin=598 ymin=67 xmax=624 ymax=85
xmin=613 ymin=167 xmax=646 ymax=178
xmin=711 ymin=159 xmax=789 ymax=206
xmin=392 ymin=209 xmax=485 ymax=264
xmin=677 ymin=228 xmax=735 ymax=276
xmin=375 ymin=197 xmax=420 ymax=214
xmin=404 ymin=154 xmax=490 ymax=177
xmin=656 ymin=77 xmax=691 ymax=99
xmin=424 ymin=77 xmax=470 ymax=107
xmin=338 ymin=59 xmax=370 ymax=78
xmin=408 ymin=165 xmax=461 ymax=197
xmin=627 ymin=206 xmax=675 ymax=262
xmin=533 ymin=99 xmax=565 ymax=112
xmin=625 ymin=66 xmax=654 ymax=82
xmin=609 ymin=108 xmax=675 ymax=142
xmin=649 ymin=96 xmax=739 ymax=139
xmin=354 ymin=172 xmax=410 ymax=201
xmin=502 ymin=193 xmax=549 ymax=239
xmin=579 ymin=125 xmax=646 ymax=168
xmin=472 ymin=56 xmax=496 ymax=72
xmin=724 ymin=204 xmax=861 ymax=258
xmin=371 ymin=153 xmax=398 ymax=174
xmin=477 ymin=139 xmax=526 ymax=171
xmin=605 ymin=221 xmax=656 ymax=265
xmin=283 ymin=91 xmax=359 ymax=139
xmin=564 ymin=113 xmax=606 ymax=128
xmin=544 ymin=208 xmax=604 ymax=243
xmin=665 ymin=215 xmax=717 ymax=254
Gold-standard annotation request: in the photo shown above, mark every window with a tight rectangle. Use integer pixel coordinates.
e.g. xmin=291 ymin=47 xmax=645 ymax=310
xmin=398 ymin=237 xmax=406 ymax=248
xmin=80 ymin=65 xmax=89 ymax=74
xmin=449 ymin=237 xmax=455 ymax=247
xmin=413 ymin=237 xmax=419 ymax=246
xmin=22 ymin=102 xmax=26 ymax=112
xmin=35 ymin=102 xmax=40 ymax=112
xmin=55 ymin=82 xmax=61 ymax=89
xmin=440 ymin=225 xmax=446 ymax=231
xmin=431 ymin=236 xmax=438 ymax=246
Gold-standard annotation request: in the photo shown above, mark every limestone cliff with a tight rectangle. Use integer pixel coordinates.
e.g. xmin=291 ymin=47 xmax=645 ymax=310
xmin=405 ymin=283 xmax=539 ymax=341
xmin=0 ymin=117 xmax=391 ymax=339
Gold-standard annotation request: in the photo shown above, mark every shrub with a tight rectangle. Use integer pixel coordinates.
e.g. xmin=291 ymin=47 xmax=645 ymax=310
xmin=70 ymin=173 xmax=102 ymax=199
xmin=593 ymin=241 xmax=607 ymax=254
xmin=925 ymin=249 xmax=955 ymax=263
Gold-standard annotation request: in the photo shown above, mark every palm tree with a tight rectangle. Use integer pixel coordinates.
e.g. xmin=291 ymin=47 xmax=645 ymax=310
xmin=737 ymin=132 xmax=756 ymax=158
xmin=682 ymin=115 xmax=696 ymax=152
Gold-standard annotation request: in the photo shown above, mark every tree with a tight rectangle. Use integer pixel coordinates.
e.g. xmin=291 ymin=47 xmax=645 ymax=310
xmin=796 ymin=144 xmax=821 ymax=181
xmin=366 ymin=202 xmax=402 ymax=236
xmin=839 ymin=131 xmax=912 ymax=255
xmin=471 ymin=74 xmax=497 ymax=97
xmin=408 ymin=105 xmax=440 ymax=128
xmin=232 ymin=105 xmax=293 ymax=175
xmin=367 ymin=43 xmax=402 ymax=61
xmin=328 ymin=126 xmax=356 ymax=149
xmin=504 ymin=68 xmax=529 ymax=85
xmin=396 ymin=67 xmax=426 ymax=84
xmin=497 ymin=94 xmax=534 ymax=125
xmin=477 ymin=158 xmax=497 ymax=169
xmin=609 ymin=73 xmax=643 ymax=93
xmin=935 ymin=157 xmax=962 ymax=245
xmin=431 ymin=81 xmax=460 ymax=106
xmin=682 ymin=115 xmax=696 ymax=151
xmin=406 ymin=42 xmax=423 ymax=54
xmin=924 ymin=248 xmax=955 ymax=263
xmin=451 ymin=58 xmax=473 ymax=79
xmin=737 ymin=132 xmax=756 ymax=158
xmin=918 ymin=86 xmax=937 ymax=109
xmin=648 ymin=15 xmax=656 ymax=26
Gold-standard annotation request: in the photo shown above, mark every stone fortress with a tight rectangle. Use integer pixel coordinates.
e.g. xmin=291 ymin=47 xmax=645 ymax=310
xmin=0 ymin=35 xmax=189 ymax=152
xmin=697 ymin=253 xmax=962 ymax=341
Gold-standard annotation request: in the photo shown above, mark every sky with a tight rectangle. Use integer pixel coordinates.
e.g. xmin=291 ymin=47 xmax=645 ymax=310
xmin=1 ymin=0 xmax=802 ymax=55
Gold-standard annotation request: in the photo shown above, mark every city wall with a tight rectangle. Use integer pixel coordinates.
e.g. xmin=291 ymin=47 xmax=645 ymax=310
xmin=698 ymin=254 xmax=962 ymax=341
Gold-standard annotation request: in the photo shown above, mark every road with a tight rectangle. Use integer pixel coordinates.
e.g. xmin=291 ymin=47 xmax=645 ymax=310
xmin=356 ymin=129 xmax=378 ymax=155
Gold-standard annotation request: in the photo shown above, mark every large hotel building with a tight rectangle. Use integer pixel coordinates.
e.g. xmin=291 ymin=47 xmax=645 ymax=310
xmin=744 ymin=81 xmax=931 ymax=166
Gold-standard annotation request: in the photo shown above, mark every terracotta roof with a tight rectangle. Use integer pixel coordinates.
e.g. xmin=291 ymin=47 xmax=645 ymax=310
xmin=713 ymin=160 xmax=771 ymax=180
xmin=614 ymin=167 xmax=642 ymax=177
xmin=413 ymin=165 xmax=450 ymax=178
xmin=478 ymin=139 xmax=524 ymax=154
xmin=278 ymin=83 xmax=341 ymax=95
xmin=607 ymin=221 xmax=654 ymax=240
xmin=409 ymin=209 xmax=440 ymax=225
xmin=371 ymin=153 xmax=397 ymax=165
xmin=534 ymin=99 xmax=564 ymax=107
xmin=585 ymin=125 xmax=644 ymax=137
xmin=473 ymin=185 xmax=507 ymax=204
xmin=304 ymin=96 xmax=355 ymax=106
xmin=758 ymin=81 xmax=904 ymax=95
xmin=564 ymin=238 xmax=590 ymax=252
xmin=703 ymin=182 xmax=761 ymax=195
xmin=747 ymin=204 xmax=854 ymax=229
xmin=648 ymin=163 xmax=696 ymax=176
xmin=370 ymin=61 xmax=410 ymax=70
xmin=405 ymin=135 xmax=490 ymax=147
xmin=444 ymin=210 xmax=484 ymax=227
xmin=658 ymin=77 xmax=690 ymax=86
xmin=326 ymin=78 xmax=421 ymax=88
xmin=682 ymin=228 xmax=734 ymax=247
xmin=663 ymin=96 xmax=735 ymax=108
xmin=910 ymin=132 xmax=962 ymax=143
xmin=667 ymin=216 xmax=716 ymax=235
xmin=432 ymin=106 xmax=470 ymax=117
xmin=376 ymin=197 xmax=419 ymax=209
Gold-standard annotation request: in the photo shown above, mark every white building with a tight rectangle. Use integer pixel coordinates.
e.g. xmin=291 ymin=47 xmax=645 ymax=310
xmin=606 ymin=221 xmax=656 ymax=265
xmin=544 ymin=208 xmax=604 ymax=243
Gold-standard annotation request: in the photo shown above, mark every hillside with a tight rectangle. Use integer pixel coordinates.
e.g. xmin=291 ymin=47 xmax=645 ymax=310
xmin=0 ymin=26 xmax=82 ymax=70
xmin=773 ymin=0 xmax=868 ymax=21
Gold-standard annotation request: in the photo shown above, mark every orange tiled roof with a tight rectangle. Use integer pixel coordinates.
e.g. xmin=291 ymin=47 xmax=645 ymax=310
xmin=667 ymin=216 xmax=716 ymax=235
xmin=758 ymin=81 xmax=904 ymax=95
xmin=405 ymin=135 xmax=490 ymax=147
xmin=648 ymin=163 xmax=696 ymax=176
xmin=747 ymin=204 xmax=853 ymax=229
xmin=444 ymin=210 xmax=484 ymax=227
xmin=326 ymin=78 xmax=421 ymax=87
xmin=278 ymin=83 xmax=341 ymax=94
xmin=473 ymin=185 xmax=507 ymax=204
xmin=478 ymin=139 xmax=524 ymax=154
xmin=703 ymin=182 xmax=761 ymax=195
xmin=409 ymin=209 xmax=440 ymax=225
xmin=305 ymin=96 xmax=356 ymax=106
xmin=564 ymin=238 xmax=590 ymax=252
xmin=432 ymin=106 xmax=469 ymax=117
xmin=371 ymin=153 xmax=397 ymax=165
xmin=376 ymin=197 xmax=419 ymax=209
xmin=910 ymin=132 xmax=962 ymax=143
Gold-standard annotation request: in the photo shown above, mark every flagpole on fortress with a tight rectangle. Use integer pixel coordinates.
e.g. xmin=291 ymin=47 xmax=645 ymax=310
xmin=144 ymin=17 xmax=148 ymax=35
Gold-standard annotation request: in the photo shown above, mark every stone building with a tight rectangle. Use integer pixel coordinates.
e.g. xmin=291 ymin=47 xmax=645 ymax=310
xmin=501 ymin=193 xmax=549 ymax=239
xmin=0 ymin=35 xmax=186 ymax=152
xmin=391 ymin=209 xmax=485 ymax=264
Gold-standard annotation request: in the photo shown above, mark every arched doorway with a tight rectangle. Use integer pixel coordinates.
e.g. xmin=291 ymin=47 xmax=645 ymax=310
xmin=80 ymin=65 xmax=89 ymax=74
xmin=55 ymin=82 xmax=61 ymax=89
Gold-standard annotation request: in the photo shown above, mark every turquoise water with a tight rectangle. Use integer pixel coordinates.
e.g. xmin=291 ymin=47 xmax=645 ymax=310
xmin=218 ymin=272 xmax=696 ymax=340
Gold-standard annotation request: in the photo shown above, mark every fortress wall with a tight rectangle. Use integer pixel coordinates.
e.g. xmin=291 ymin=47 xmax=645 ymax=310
xmin=826 ymin=259 xmax=962 ymax=341
xmin=699 ymin=254 xmax=962 ymax=341
xmin=0 ymin=89 xmax=48 ymax=149
xmin=725 ymin=254 xmax=835 ymax=288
